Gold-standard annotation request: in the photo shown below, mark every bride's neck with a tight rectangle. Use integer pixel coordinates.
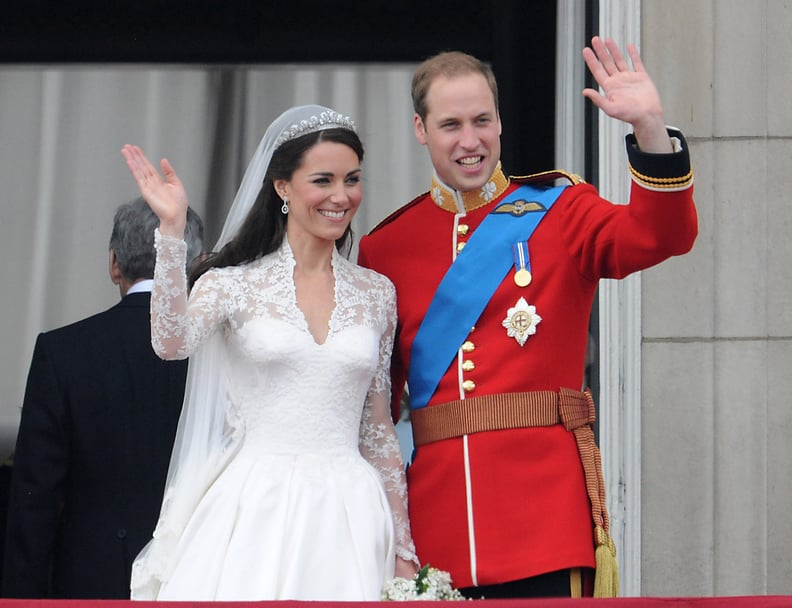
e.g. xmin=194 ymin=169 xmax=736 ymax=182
xmin=287 ymin=234 xmax=334 ymax=273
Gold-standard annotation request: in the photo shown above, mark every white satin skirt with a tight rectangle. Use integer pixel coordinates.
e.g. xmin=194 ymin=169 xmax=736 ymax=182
xmin=135 ymin=448 xmax=395 ymax=601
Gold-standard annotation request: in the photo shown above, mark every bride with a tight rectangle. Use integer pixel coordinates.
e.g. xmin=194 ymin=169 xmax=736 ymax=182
xmin=121 ymin=105 xmax=419 ymax=600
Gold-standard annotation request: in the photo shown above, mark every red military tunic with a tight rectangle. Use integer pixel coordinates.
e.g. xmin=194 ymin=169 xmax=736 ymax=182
xmin=358 ymin=130 xmax=697 ymax=589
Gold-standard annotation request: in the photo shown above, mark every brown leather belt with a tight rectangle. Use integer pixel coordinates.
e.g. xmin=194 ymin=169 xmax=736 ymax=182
xmin=410 ymin=387 xmax=594 ymax=447
xmin=410 ymin=386 xmax=616 ymax=595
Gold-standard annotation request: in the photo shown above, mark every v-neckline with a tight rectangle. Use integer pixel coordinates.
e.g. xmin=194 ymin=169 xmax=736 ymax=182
xmin=283 ymin=239 xmax=338 ymax=347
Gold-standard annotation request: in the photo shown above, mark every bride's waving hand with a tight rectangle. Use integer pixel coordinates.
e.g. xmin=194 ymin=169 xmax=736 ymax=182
xmin=121 ymin=144 xmax=189 ymax=238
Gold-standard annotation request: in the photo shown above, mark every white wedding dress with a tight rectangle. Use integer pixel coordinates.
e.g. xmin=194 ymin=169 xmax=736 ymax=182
xmin=130 ymin=232 xmax=415 ymax=601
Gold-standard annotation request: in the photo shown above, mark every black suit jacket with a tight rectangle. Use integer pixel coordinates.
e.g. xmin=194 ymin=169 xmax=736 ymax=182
xmin=2 ymin=292 xmax=186 ymax=598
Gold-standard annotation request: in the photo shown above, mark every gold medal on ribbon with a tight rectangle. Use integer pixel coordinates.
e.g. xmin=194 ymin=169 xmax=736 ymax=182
xmin=512 ymin=241 xmax=532 ymax=288
xmin=514 ymin=267 xmax=532 ymax=287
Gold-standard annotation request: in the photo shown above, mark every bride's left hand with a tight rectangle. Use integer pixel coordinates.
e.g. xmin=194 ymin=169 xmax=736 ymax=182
xmin=395 ymin=556 xmax=419 ymax=579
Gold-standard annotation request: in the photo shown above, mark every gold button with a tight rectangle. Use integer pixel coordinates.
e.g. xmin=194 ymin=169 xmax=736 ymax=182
xmin=462 ymin=380 xmax=476 ymax=393
xmin=461 ymin=341 xmax=475 ymax=353
xmin=456 ymin=241 xmax=467 ymax=253
xmin=457 ymin=224 xmax=469 ymax=236
xmin=462 ymin=360 xmax=475 ymax=372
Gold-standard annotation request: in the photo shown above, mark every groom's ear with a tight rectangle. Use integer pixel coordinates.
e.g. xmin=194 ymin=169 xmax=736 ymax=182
xmin=413 ymin=114 xmax=428 ymax=146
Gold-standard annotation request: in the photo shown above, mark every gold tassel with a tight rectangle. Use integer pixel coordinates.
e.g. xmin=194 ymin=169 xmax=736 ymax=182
xmin=593 ymin=525 xmax=619 ymax=598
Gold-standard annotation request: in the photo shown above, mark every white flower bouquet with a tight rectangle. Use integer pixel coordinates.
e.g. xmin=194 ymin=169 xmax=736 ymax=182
xmin=382 ymin=565 xmax=466 ymax=601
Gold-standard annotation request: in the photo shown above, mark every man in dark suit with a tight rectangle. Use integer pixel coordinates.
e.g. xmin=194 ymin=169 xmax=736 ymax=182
xmin=2 ymin=197 xmax=203 ymax=598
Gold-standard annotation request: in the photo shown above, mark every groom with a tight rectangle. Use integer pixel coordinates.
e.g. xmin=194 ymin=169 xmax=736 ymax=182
xmin=358 ymin=39 xmax=697 ymax=597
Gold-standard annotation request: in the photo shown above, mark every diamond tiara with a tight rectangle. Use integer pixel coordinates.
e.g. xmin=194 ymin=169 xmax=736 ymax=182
xmin=274 ymin=110 xmax=357 ymax=149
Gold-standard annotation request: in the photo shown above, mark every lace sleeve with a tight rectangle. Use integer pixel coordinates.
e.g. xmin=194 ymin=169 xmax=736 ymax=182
xmin=358 ymin=280 xmax=418 ymax=566
xmin=151 ymin=229 xmax=228 ymax=360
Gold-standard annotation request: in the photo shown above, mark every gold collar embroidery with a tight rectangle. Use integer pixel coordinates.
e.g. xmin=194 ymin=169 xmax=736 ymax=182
xmin=429 ymin=163 xmax=510 ymax=213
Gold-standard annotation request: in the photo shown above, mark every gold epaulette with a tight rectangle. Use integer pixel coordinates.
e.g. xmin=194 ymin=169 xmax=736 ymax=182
xmin=511 ymin=169 xmax=586 ymax=186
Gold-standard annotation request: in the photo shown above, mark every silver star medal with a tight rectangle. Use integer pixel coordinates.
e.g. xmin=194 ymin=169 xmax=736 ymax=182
xmin=502 ymin=297 xmax=541 ymax=346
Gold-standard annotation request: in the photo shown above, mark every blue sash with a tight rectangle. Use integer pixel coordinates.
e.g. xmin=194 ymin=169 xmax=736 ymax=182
xmin=408 ymin=184 xmax=567 ymax=410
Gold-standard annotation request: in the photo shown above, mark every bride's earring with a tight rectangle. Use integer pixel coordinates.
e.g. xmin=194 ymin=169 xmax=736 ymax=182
xmin=281 ymin=196 xmax=289 ymax=215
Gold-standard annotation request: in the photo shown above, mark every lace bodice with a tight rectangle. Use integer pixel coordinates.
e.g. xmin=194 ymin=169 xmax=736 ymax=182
xmin=151 ymin=230 xmax=416 ymax=563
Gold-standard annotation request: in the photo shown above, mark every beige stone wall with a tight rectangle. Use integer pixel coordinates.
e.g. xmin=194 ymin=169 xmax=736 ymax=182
xmin=639 ymin=0 xmax=792 ymax=596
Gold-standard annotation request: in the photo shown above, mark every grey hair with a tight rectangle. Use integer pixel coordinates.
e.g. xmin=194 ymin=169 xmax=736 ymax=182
xmin=109 ymin=196 xmax=204 ymax=281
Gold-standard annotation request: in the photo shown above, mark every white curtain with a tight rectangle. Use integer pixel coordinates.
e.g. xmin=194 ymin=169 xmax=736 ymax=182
xmin=0 ymin=64 xmax=430 ymax=453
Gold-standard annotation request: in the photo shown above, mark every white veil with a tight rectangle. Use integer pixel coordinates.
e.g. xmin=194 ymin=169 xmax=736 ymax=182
xmin=130 ymin=105 xmax=357 ymax=599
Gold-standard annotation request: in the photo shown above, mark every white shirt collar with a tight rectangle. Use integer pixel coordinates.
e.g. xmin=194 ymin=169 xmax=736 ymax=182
xmin=126 ymin=279 xmax=153 ymax=295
